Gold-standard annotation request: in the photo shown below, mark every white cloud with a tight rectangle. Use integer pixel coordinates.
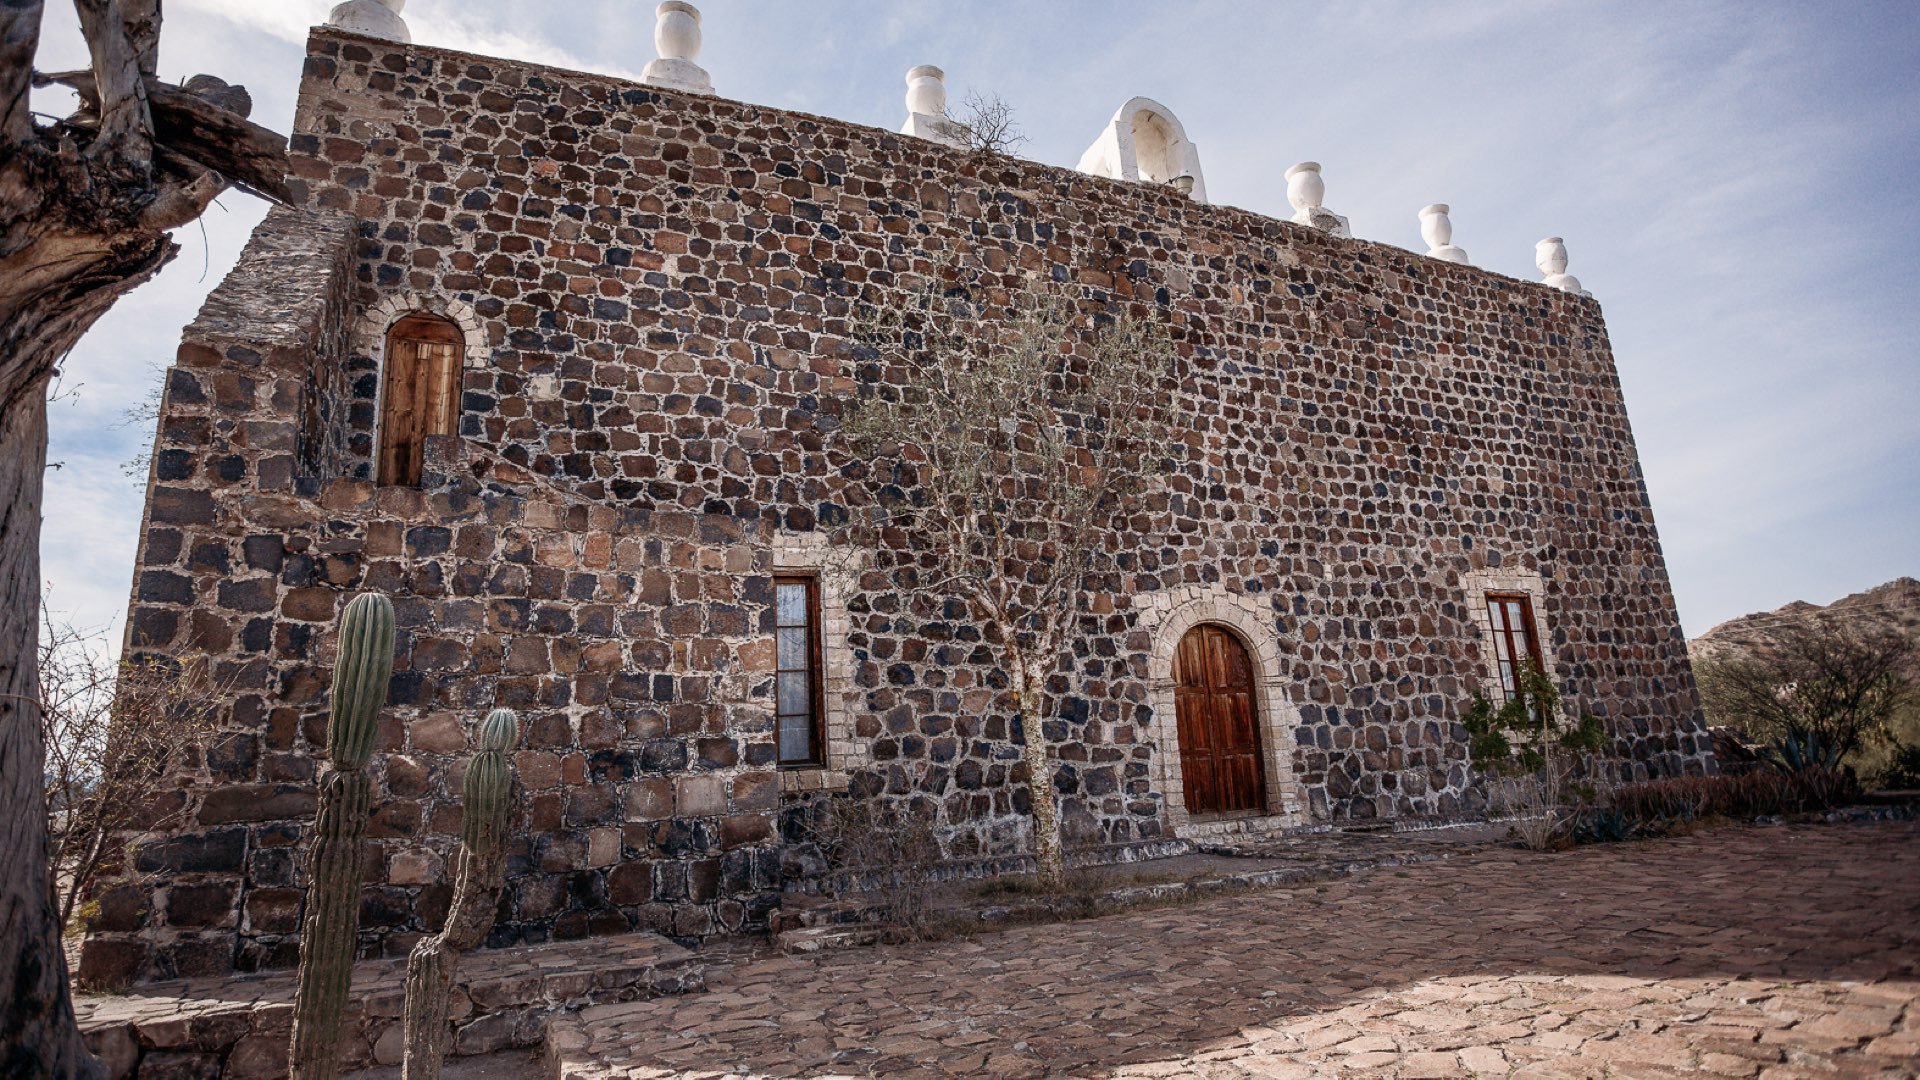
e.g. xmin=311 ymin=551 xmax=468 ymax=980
xmin=174 ymin=0 xmax=643 ymax=80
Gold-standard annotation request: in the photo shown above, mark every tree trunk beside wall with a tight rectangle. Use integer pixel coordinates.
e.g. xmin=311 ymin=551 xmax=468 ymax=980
xmin=0 ymin=393 xmax=104 ymax=1079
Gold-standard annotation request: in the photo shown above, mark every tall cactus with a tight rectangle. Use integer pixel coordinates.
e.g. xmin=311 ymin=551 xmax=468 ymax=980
xmin=290 ymin=592 xmax=396 ymax=1080
xmin=402 ymin=709 xmax=519 ymax=1080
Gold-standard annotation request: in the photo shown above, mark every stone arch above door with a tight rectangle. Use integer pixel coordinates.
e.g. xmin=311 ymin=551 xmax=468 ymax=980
xmin=1136 ymin=587 xmax=1304 ymax=833
xmin=357 ymin=292 xmax=491 ymax=369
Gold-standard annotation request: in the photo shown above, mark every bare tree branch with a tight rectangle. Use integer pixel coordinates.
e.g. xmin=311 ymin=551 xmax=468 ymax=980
xmin=120 ymin=0 xmax=159 ymax=77
xmin=39 ymin=609 xmax=218 ymax=931
xmin=136 ymin=155 xmax=221 ymax=229
xmin=0 ymin=0 xmax=43 ymax=145
xmin=957 ymin=89 xmax=1025 ymax=156
xmin=73 ymin=0 xmax=154 ymax=169
xmin=37 ymin=69 xmax=291 ymax=202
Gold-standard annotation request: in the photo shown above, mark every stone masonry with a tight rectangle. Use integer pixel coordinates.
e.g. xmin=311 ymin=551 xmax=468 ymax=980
xmin=81 ymin=26 xmax=1710 ymax=984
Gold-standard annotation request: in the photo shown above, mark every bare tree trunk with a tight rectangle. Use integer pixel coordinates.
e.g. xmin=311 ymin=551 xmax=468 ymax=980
xmin=0 ymin=2 xmax=286 ymax=1070
xmin=0 ymin=225 xmax=172 ymax=1080
xmin=0 ymin=393 xmax=104 ymax=1080
xmin=1017 ymin=664 xmax=1065 ymax=889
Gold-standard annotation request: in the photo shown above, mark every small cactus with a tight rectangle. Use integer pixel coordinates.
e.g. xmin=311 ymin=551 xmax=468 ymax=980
xmin=461 ymin=709 xmax=516 ymax=854
xmin=290 ymin=593 xmax=396 ymax=1080
xmin=402 ymin=709 xmax=519 ymax=1080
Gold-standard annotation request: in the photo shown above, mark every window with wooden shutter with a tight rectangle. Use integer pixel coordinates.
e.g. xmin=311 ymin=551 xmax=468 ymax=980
xmin=377 ymin=313 xmax=465 ymax=487
xmin=1485 ymin=592 xmax=1545 ymax=700
xmin=774 ymin=576 xmax=825 ymax=767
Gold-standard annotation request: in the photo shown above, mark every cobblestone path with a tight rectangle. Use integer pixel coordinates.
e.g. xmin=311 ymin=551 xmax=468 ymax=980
xmin=552 ymin=822 xmax=1920 ymax=1078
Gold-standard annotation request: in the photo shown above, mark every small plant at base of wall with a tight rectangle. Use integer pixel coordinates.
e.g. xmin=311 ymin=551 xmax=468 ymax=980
xmin=1463 ymin=661 xmax=1609 ymax=851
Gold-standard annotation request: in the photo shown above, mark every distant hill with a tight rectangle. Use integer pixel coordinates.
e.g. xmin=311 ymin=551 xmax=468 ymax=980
xmin=1690 ymin=577 xmax=1920 ymax=663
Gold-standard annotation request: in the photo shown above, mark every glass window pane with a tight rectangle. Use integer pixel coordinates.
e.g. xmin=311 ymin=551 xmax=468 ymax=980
xmin=1509 ymin=603 xmax=1535 ymax=663
xmin=777 ymin=627 xmax=808 ymax=671
xmin=780 ymin=715 xmax=815 ymax=762
xmin=777 ymin=670 xmax=810 ymax=717
xmin=777 ymin=582 xmax=809 ymax=626
xmin=1489 ymin=600 xmax=1508 ymax=635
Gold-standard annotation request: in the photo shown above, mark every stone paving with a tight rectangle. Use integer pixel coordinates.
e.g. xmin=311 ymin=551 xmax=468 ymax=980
xmin=550 ymin=822 xmax=1920 ymax=1078
xmin=75 ymin=931 xmax=703 ymax=1077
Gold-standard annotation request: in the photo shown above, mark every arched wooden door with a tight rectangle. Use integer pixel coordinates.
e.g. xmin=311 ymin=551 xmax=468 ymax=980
xmin=377 ymin=312 xmax=464 ymax=487
xmin=1173 ymin=624 xmax=1266 ymax=816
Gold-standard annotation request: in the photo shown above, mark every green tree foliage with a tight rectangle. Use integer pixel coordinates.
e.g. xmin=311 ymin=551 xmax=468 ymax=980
xmin=1696 ymin=620 xmax=1914 ymax=800
xmin=1462 ymin=661 xmax=1606 ymax=775
xmin=829 ymin=257 xmax=1179 ymax=888
xmin=1463 ymin=661 xmax=1610 ymax=850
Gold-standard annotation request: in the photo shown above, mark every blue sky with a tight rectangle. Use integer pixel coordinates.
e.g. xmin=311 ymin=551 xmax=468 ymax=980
xmin=29 ymin=0 xmax=1920 ymax=645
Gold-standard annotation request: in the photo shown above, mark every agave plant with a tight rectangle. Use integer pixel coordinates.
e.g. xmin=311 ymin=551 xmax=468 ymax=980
xmin=1765 ymin=730 xmax=1843 ymax=773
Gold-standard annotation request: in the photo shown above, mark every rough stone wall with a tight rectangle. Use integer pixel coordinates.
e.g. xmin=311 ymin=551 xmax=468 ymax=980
xmin=84 ymin=208 xmax=782 ymax=987
xmin=87 ymin=28 xmax=1710 ymax=979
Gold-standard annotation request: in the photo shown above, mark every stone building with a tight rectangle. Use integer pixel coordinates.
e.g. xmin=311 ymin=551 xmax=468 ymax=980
xmin=79 ymin=11 xmax=1711 ymax=987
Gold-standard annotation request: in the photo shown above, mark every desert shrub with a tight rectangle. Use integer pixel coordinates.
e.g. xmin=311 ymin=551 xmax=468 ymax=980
xmin=1876 ymin=741 xmax=1920 ymax=790
xmin=1569 ymin=806 xmax=1631 ymax=845
xmin=41 ymin=617 xmax=219 ymax=933
xmin=1598 ymin=770 xmax=1841 ymax=840
xmin=804 ymin=796 xmax=945 ymax=935
xmin=1696 ymin=621 xmax=1915 ymax=786
xmin=1858 ymin=699 xmax=1920 ymax=789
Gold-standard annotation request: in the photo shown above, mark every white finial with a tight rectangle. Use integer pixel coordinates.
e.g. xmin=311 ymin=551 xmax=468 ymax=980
xmin=905 ymin=65 xmax=948 ymax=117
xmin=325 ymin=0 xmax=409 ymax=44
xmin=1285 ymin=162 xmax=1324 ymax=212
xmin=1285 ymin=162 xmax=1351 ymax=239
xmin=1419 ymin=204 xmax=1469 ymax=264
xmin=900 ymin=65 xmax=968 ymax=148
xmin=1535 ymin=236 xmax=1589 ymax=295
xmin=642 ymin=1 xmax=713 ymax=95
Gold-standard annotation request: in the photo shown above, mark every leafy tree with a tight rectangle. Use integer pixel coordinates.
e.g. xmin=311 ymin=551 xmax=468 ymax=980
xmin=1696 ymin=620 xmax=1913 ymax=805
xmin=830 ymin=260 xmax=1178 ymax=887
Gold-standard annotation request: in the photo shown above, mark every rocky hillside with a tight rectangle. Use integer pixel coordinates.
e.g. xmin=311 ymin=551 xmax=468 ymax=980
xmin=1690 ymin=577 xmax=1920 ymax=662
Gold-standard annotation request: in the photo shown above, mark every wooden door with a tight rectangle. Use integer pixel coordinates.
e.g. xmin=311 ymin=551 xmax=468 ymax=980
xmin=1173 ymin=624 xmax=1266 ymax=816
xmin=378 ymin=313 xmax=464 ymax=486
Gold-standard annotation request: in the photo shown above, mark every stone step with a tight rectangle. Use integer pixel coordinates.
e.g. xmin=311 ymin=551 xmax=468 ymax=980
xmin=768 ymin=892 xmax=890 ymax=933
xmin=772 ymin=923 xmax=890 ymax=955
xmin=76 ymin=931 xmax=704 ymax=1079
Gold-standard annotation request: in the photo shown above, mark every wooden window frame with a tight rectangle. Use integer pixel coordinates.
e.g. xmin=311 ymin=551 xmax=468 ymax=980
xmin=1485 ymin=591 xmax=1545 ymax=699
xmin=774 ymin=574 xmax=826 ymax=768
xmin=377 ymin=312 xmax=465 ymax=487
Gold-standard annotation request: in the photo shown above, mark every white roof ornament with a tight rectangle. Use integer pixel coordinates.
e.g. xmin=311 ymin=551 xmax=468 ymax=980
xmin=900 ymin=66 xmax=968 ymax=149
xmin=326 ymin=0 xmax=409 ymax=43
xmin=1285 ymin=162 xmax=1351 ymax=238
xmin=642 ymin=1 xmax=713 ymax=96
xmin=1076 ymin=97 xmax=1208 ymax=204
xmin=1419 ymin=204 xmax=1469 ymax=264
xmin=1535 ymin=237 xmax=1591 ymax=296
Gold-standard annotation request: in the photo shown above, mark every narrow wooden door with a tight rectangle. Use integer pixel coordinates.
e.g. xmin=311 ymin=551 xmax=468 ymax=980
xmin=1173 ymin=624 xmax=1267 ymax=816
xmin=378 ymin=313 xmax=464 ymax=486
